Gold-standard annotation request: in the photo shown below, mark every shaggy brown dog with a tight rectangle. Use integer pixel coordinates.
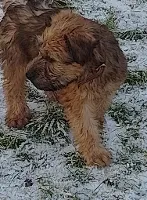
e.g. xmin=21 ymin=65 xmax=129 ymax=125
xmin=26 ymin=10 xmax=127 ymax=166
xmin=0 ymin=0 xmax=66 ymax=128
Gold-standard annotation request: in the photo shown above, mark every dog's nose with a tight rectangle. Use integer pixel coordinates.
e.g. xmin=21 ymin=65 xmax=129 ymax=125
xmin=26 ymin=71 xmax=35 ymax=80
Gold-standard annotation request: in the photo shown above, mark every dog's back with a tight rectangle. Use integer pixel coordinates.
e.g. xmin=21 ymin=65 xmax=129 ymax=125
xmin=2 ymin=0 xmax=67 ymax=13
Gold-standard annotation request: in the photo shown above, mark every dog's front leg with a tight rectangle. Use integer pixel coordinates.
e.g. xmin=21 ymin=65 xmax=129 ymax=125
xmin=3 ymin=63 xmax=31 ymax=128
xmin=62 ymin=96 xmax=111 ymax=167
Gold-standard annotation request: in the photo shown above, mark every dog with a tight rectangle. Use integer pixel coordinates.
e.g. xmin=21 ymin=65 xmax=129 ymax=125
xmin=26 ymin=10 xmax=127 ymax=166
xmin=0 ymin=0 xmax=67 ymax=128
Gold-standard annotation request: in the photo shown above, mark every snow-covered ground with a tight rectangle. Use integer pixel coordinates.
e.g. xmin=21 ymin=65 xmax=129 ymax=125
xmin=0 ymin=0 xmax=147 ymax=200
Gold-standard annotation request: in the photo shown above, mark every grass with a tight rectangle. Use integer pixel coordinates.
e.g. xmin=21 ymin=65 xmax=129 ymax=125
xmin=16 ymin=152 xmax=34 ymax=162
xmin=0 ymin=134 xmax=26 ymax=149
xmin=108 ymin=102 xmax=134 ymax=126
xmin=103 ymin=8 xmax=118 ymax=31
xmin=108 ymin=69 xmax=147 ymax=173
xmin=125 ymin=71 xmax=147 ymax=85
xmin=25 ymin=101 xmax=70 ymax=145
xmin=38 ymin=177 xmax=56 ymax=199
xmin=64 ymin=152 xmax=85 ymax=168
xmin=27 ymin=83 xmax=44 ymax=102
xmin=54 ymin=0 xmax=74 ymax=9
xmin=103 ymin=9 xmax=147 ymax=41
xmin=38 ymin=176 xmax=82 ymax=200
xmin=0 ymin=126 xmax=26 ymax=149
xmin=116 ymin=29 xmax=147 ymax=41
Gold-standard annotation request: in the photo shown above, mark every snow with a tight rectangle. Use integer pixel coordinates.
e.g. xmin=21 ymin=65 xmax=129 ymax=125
xmin=69 ymin=0 xmax=147 ymax=30
xmin=0 ymin=0 xmax=147 ymax=200
xmin=120 ymin=39 xmax=147 ymax=70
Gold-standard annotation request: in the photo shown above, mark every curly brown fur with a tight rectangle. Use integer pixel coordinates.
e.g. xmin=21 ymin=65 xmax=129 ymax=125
xmin=0 ymin=0 xmax=63 ymax=128
xmin=26 ymin=10 xmax=127 ymax=167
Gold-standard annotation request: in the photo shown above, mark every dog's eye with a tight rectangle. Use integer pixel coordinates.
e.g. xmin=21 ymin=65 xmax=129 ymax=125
xmin=43 ymin=56 xmax=55 ymax=63
xmin=64 ymin=61 xmax=73 ymax=65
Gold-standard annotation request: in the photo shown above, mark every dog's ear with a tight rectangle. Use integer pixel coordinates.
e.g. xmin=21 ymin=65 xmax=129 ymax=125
xmin=64 ymin=34 xmax=96 ymax=65
xmin=64 ymin=34 xmax=106 ymax=68
xmin=93 ymin=44 xmax=106 ymax=66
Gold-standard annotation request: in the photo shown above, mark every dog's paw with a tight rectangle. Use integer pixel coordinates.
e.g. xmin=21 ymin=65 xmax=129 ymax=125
xmin=6 ymin=106 xmax=31 ymax=129
xmin=85 ymin=146 xmax=112 ymax=167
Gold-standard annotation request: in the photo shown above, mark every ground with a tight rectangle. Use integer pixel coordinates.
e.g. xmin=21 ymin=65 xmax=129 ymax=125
xmin=0 ymin=0 xmax=147 ymax=200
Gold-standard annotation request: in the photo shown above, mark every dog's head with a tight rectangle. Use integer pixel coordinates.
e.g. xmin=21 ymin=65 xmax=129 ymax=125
xmin=26 ymin=37 xmax=85 ymax=91
xmin=26 ymin=11 xmax=105 ymax=91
